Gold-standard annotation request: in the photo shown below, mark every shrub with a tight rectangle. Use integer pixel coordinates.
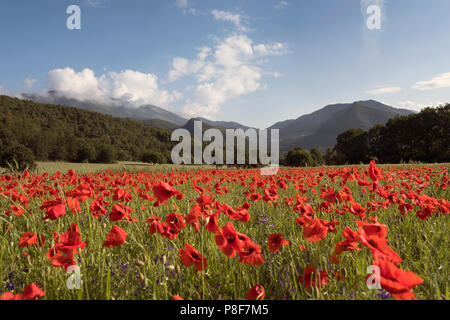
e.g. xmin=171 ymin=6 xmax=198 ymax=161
xmin=95 ymin=145 xmax=115 ymax=164
xmin=0 ymin=143 xmax=36 ymax=171
xmin=142 ymin=150 xmax=167 ymax=164
xmin=285 ymin=147 xmax=314 ymax=167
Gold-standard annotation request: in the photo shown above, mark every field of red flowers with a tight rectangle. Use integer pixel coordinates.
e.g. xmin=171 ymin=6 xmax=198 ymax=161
xmin=0 ymin=162 xmax=448 ymax=300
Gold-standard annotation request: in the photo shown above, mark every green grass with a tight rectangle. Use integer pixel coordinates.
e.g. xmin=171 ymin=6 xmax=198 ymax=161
xmin=0 ymin=163 xmax=448 ymax=300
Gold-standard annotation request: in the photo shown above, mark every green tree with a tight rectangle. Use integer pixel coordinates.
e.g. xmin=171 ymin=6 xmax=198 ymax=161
xmin=323 ymin=148 xmax=337 ymax=165
xmin=95 ymin=144 xmax=115 ymax=163
xmin=310 ymin=148 xmax=324 ymax=166
xmin=0 ymin=142 xmax=36 ymax=171
xmin=285 ymin=147 xmax=314 ymax=167
xmin=334 ymin=128 xmax=369 ymax=164
xmin=142 ymin=150 xmax=167 ymax=164
xmin=72 ymin=139 xmax=96 ymax=163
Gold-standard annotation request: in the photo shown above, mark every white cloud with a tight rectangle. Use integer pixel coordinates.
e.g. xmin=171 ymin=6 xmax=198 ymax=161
xmin=43 ymin=67 xmax=180 ymax=108
xmin=194 ymin=65 xmax=262 ymax=106
xmin=366 ymin=86 xmax=402 ymax=95
xmin=211 ymin=9 xmax=247 ymax=32
xmin=167 ymin=34 xmax=288 ymax=119
xmin=412 ymin=72 xmax=450 ymax=91
xmin=167 ymin=47 xmax=211 ymax=83
xmin=274 ymin=1 xmax=288 ymax=10
xmin=181 ymin=101 xmax=220 ymax=119
xmin=24 ymin=78 xmax=37 ymax=91
xmin=214 ymin=35 xmax=254 ymax=68
xmin=253 ymin=43 xmax=289 ymax=57
xmin=176 ymin=0 xmax=196 ymax=15
xmin=397 ymin=100 xmax=444 ymax=112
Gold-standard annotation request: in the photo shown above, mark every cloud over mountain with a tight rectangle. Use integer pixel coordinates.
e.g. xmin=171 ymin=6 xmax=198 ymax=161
xmin=42 ymin=67 xmax=181 ymax=108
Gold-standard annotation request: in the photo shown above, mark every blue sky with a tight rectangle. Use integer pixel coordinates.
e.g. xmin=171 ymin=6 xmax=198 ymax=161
xmin=0 ymin=0 xmax=449 ymax=128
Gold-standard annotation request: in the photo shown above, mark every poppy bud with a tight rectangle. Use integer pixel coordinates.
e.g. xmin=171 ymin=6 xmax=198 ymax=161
xmin=134 ymin=259 xmax=144 ymax=267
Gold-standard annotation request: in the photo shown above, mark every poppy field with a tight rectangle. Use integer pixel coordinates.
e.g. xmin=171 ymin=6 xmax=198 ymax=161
xmin=0 ymin=162 xmax=449 ymax=300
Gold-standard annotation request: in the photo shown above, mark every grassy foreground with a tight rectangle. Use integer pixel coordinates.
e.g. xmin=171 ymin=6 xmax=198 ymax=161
xmin=0 ymin=163 xmax=448 ymax=300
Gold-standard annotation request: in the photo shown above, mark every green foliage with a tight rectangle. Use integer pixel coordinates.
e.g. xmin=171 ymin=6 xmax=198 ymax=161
xmin=0 ymin=95 xmax=175 ymax=165
xmin=285 ymin=147 xmax=314 ymax=167
xmin=0 ymin=142 xmax=36 ymax=171
xmin=95 ymin=144 xmax=115 ymax=164
xmin=368 ymin=105 xmax=450 ymax=163
xmin=323 ymin=148 xmax=338 ymax=165
xmin=310 ymin=148 xmax=324 ymax=166
xmin=71 ymin=139 xmax=96 ymax=163
xmin=334 ymin=128 xmax=369 ymax=164
xmin=142 ymin=150 xmax=167 ymax=164
xmin=332 ymin=104 xmax=450 ymax=164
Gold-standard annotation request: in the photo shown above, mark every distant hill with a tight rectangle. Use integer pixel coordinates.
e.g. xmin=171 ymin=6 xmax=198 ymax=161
xmin=138 ymin=118 xmax=180 ymax=130
xmin=196 ymin=117 xmax=254 ymax=131
xmin=0 ymin=95 xmax=174 ymax=163
xmin=181 ymin=118 xmax=227 ymax=135
xmin=268 ymin=100 xmax=414 ymax=151
xmin=23 ymin=92 xmax=256 ymax=132
xmin=14 ymin=93 xmax=416 ymax=154
xmin=23 ymin=92 xmax=189 ymax=126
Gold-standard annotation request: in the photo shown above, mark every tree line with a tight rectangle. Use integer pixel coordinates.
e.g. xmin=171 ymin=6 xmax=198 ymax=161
xmin=0 ymin=95 xmax=172 ymax=170
xmin=284 ymin=104 xmax=449 ymax=166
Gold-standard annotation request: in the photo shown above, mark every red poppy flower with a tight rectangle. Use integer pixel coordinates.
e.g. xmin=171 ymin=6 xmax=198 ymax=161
xmin=246 ymin=284 xmax=265 ymax=300
xmin=372 ymin=258 xmax=424 ymax=300
xmin=152 ymin=182 xmax=179 ymax=205
xmin=334 ymin=239 xmax=360 ymax=255
xmin=350 ymin=201 xmax=367 ymax=219
xmin=10 ymin=204 xmax=26 ymax=216
xmin=166 ymin=212 xmax=186 ymax=233
xmin=298 ymin=266 xmax=328 ymax=290
xmin=0 ymin=283 xmax=45 ymax=300
xmin=48 ymin=224 xmax=86 ymax=270
xmin=179 ymin=242 xmax=207 ymax=271
xmin=41 ymin=199 xmax=66 ymax=221
xmin=173 ymin=294 xmax=184 ymax=300
xmin=302 ymin=218 xmax=329 ymax=242
xmin=215 ymin=221 xmax=245 ymax=258
xmin=112 ymin=188 xmax=133 ymax=202
xmin=90 ymin=197 xmax=109 ymax=218
xmin=103 ymin=225 xmax=127 ymax=248
xmin=368 ymin=160 xmax=382 ymax=182
xmin=267 ymin=233 xmax=290 ymax=253
xmin=359 ymin=231 xmax=402 ymax=266
xmin=205 ymin=211 xmax=221 ymax=234
xmin=18 ymin=232 xmax=45 ymax=248
xmin=398 ymin=202 xmax=414 ymax=217
xmin=330 ymin=254 xmax=341 ymax=264
xmin=238 ymin=240 xmax=265 ymax=266
xmin=109 ymin=202 xmax=135 ymax=223
xmin=250 ymin=193 xmax=262 ymax=202
xmin=147 ymin=215 xmax=164 ymax=234
xmin=355 ymin=216 xmax=387 ymax=239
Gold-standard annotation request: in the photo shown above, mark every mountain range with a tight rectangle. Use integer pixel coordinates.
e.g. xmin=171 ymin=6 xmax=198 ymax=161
xmin=21 ymin=92 xmax=414 ymax=152
xmin=23 ymin=92 xmax=188 ymax=126
xmin=269 ymin=100 xmax=414 ymax=151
